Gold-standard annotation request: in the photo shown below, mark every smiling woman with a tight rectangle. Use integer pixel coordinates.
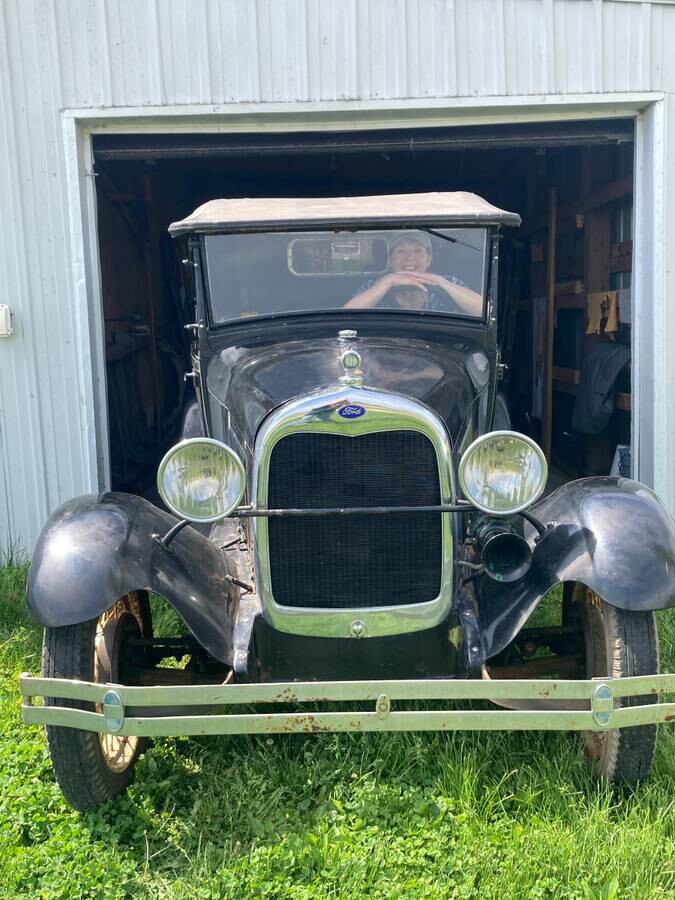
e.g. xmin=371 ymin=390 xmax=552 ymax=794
xmin=344 ymin=231 xmax=484 ymax=315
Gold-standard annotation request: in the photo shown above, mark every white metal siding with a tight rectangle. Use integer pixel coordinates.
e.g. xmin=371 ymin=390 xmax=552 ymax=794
xmin=34 ymin=0 xmax=665 ymax=106
xmin=0 ymin=0 xmax=88 ymax=550
xmin=1 ymin=0 xmax=675 ymax=551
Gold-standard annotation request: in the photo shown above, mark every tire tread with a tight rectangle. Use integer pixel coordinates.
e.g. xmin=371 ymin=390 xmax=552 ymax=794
xmin=43 ymin=615 xmax=139 ymax=811
xmin=602 ymin=605 xmax=659 ymax=783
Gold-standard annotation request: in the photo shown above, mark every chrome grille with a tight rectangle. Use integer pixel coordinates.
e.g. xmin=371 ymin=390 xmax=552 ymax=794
xmin=267 ymin=430 xmax=442 ymax=609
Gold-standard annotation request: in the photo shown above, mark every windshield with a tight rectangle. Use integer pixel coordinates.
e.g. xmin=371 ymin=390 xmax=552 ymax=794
xmin=204 ymin=228 xmax=488 ymax=324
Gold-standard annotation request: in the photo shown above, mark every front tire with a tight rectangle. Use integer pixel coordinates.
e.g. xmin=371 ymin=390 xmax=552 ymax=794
xmin=567 ymin=583 xmax=660 ymax=784
xmin=42 ymin=593 xmax=147 ymax=811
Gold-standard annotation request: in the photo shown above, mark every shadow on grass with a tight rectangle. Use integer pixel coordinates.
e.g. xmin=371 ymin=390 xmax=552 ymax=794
xmin=2 ymin=561 xmax=674 ymax=897
xmin=81 ymin=683 xmax=675 ymax=855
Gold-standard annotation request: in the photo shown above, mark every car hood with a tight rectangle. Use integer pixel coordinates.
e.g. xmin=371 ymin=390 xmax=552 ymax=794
xmin=204 ymin=332 xmax=492 ymax=461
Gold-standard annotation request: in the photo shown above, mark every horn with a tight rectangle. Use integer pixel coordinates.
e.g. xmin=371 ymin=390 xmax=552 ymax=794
xmin=474 ymin=523 xmax=532 ymax=583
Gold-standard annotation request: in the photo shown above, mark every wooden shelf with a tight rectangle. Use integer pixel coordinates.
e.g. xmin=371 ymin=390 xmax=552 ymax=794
xmin=555 ymin=279 xmax=584 ymax=296
xmin=615 ymin=392 xmax=631 ymax=411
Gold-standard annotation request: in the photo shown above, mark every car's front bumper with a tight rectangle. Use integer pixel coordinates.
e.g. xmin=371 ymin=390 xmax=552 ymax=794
xmin=19 ymin=673 xmax=675 ymax=737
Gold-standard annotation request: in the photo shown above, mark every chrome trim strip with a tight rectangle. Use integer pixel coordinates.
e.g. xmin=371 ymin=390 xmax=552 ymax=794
xmin=252 ymin=386 xmax=455 ymax=638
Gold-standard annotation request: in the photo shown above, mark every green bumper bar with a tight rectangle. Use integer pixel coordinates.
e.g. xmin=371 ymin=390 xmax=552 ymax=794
xmin=19 ymin=673 xmax=675 ymax=738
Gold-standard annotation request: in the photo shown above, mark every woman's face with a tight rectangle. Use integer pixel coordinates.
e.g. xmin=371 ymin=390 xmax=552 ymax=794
xmin=389 ymin=239 xmax=431 ymax=273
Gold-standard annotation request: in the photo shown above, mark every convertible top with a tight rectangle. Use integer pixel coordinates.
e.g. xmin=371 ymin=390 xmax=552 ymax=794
xmin=169 ymin=191 xmax=521 ymax=236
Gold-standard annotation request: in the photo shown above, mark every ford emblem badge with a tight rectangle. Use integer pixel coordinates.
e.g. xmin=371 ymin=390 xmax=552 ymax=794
xmin=338 ymin=405 xmax=365 ymax=419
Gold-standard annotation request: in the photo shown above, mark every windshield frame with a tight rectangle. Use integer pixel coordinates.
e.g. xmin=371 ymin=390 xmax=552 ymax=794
xmin=198 ymin=224 xmax=497 ymax=331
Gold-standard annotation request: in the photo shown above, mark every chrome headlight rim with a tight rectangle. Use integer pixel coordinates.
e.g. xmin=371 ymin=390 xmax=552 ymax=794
xmin=458 ymin=429 xmax=548 ymax=516
xmin=157 ymin=437 xmax=246 ymax=524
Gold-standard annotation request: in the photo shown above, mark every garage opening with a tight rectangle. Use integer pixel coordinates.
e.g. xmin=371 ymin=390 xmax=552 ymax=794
xmin=92 ymin=119 xmax=634 ymax=496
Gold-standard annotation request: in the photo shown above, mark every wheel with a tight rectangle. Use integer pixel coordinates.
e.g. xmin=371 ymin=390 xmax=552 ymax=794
xmin=42 ymin=592 xmax=148 ymax=811
xmin=565 ymin=583 xmax=660 ymax=784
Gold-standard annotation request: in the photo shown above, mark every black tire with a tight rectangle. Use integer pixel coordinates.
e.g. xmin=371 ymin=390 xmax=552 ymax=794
xmin=568 ymin=583 xmax=660 ymax=784
xmin=42 ymin=593 xmax=147 ymax=811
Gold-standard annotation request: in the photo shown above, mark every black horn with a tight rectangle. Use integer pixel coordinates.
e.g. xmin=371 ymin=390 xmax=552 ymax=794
xmin=474 ymin=522 xmax=532 ymax=583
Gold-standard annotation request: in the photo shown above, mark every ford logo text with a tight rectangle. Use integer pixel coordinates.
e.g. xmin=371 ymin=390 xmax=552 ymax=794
xmin=338 ymin=405 xmax=366 ymax=419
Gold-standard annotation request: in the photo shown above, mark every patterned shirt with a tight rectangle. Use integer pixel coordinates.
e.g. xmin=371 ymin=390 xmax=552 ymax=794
xmin=353 ymin=273 xmax=469 ymax=312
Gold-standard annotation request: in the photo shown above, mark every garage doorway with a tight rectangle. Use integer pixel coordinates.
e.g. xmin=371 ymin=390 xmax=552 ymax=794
xmin=92 ymin=119 xmax=635 ymax=495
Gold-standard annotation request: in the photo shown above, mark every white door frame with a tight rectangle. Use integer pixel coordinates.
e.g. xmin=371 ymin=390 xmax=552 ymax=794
xmin=62 ymin=91 xmax=672 ymax=510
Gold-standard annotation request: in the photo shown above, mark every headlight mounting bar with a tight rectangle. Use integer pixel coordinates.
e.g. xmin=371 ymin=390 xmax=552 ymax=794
xmin=157 ymin=505 xmax=549 ymax=548
xmin=231 ymin=504 xmax=550 ymax=536
xmin=233 ymin=503 xmax=471 ymax=516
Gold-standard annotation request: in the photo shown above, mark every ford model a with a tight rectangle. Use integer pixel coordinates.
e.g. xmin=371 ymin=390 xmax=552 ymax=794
xmin=21 ymin=193 xmax=675 ymax=810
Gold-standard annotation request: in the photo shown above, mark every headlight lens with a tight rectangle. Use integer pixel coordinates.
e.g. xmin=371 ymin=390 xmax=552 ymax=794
xmin=157 ymin=438 xmax=246 ymax=523
xmin=458 ymin=431 xmax=547 ymax=515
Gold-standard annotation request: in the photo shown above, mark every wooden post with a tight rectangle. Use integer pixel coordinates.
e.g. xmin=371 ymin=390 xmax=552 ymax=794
xmin=143 ymin=171 xmax=163 ymax=444
xmin=583 ymin=202 xmax=613 ymax=474
xmin=542 ymin=187 xmax=557 ymax=460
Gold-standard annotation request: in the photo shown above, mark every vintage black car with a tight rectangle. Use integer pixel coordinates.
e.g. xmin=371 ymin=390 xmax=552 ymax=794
xmin=21 ymin=192 xmax=675 ymax=810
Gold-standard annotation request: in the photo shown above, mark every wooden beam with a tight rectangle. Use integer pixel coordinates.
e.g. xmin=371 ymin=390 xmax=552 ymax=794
xmin=552 ymin=366 xmax=580 ymax=385
xmin=611 ymin=240 xmax=632 ymax=258
xmin=521 ymin=175 xmax=632 ymax=235
xmin=143 ymin=172 xmax=163 ymax=443
xmin=583 ymin=207 xmax=612 ymax=357
xmin=556 ymin=293 xmax=587 ymax=309
xmin=543 ymin=187 xmax=557 ymax=461
xmin=608 ymin=255 xmax=632 ymax=274
xmin=579 ymin=175 xmax=633 ymax=213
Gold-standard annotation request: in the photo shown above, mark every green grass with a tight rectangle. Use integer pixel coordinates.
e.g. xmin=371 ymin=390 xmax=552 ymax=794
xmin=1 ymin=561 xmax=673 ymax=899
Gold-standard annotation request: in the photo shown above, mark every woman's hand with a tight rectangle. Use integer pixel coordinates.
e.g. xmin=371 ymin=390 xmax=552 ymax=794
xmin=383 ymin=272 xmax=430 ymax=292
xmin=344 ymin=272 xmax=428 ymax=308
xmin=400 ymin=272 xmax=450 ymax=290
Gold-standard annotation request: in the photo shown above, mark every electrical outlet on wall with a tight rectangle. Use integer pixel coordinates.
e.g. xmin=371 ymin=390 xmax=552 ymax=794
xmin=0 ymin=305 xmax=13 ymax=337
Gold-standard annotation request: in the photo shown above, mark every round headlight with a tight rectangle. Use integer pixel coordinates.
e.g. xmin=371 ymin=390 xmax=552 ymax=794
xmin=157 ymin=438 xmax=246 ymax=523
xmin=458 ymin=431 xmax=547 ymax=516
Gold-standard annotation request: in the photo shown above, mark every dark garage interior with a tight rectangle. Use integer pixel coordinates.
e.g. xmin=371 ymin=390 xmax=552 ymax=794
xmin=92 ymin=119 xmax=634 ymax=495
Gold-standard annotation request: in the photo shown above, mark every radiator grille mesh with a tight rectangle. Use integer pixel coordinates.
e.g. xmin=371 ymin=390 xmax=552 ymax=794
xmin=267 ymin=430 xmax=442 ymax=608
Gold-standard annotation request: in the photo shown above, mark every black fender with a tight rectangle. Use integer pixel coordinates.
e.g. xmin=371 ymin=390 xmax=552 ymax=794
xmin=27 ymin=492 xmax=238 ymax=665
xmin=475 ymin=477 xmax=675 ymax=661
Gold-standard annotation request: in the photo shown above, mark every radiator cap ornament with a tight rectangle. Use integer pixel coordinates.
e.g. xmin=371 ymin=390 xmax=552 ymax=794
xmin=341 ymin=348 xmax=361 ymax=371
xmin=338 ymin=330 xmax=363 ymax=387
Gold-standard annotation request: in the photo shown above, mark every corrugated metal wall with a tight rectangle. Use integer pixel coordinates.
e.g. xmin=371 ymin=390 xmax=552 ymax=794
xmin=7 ymin=0 xmax=667 ymax=108
xmin=1 ymin=0 xmax=674 ymax=551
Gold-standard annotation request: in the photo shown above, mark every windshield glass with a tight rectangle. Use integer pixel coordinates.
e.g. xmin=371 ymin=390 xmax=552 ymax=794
xmin=205 ymin=228 xmax=488 ymax=323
